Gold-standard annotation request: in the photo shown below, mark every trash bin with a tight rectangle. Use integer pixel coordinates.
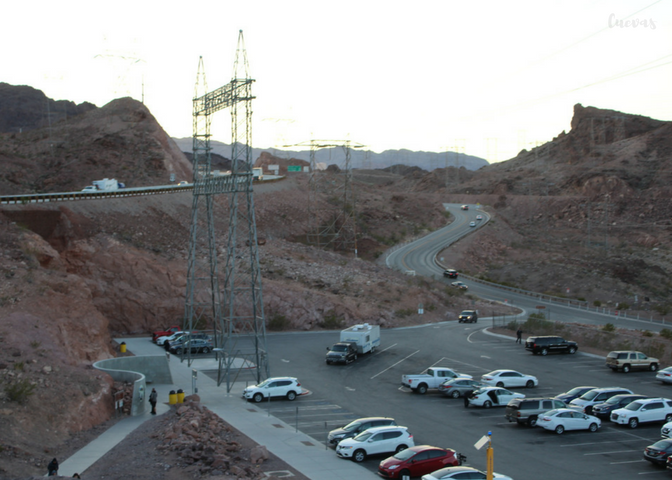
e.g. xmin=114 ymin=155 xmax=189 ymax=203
xmin=120 ymin=342 xmax=126 ymax=353
xmin=177 ymin=389 xmax=185 ymax=403
xmin=169 ymin=390 xmax=177 ymax=405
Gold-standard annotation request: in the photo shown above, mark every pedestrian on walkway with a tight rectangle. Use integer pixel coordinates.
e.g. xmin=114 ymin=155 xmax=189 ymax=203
xmin=47 ymin=458 xmax=59 ymax=476
xmin=149 ymin=388 xmax=158 ymax=414
xmin=516 ymin=326 xmax=523 ymax=344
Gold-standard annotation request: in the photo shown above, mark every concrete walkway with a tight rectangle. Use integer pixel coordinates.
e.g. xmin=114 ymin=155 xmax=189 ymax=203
xmin=58 ymin=337 xmax=379 ymax=479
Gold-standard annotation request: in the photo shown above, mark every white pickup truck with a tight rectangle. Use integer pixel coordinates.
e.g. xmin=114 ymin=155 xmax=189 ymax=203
xmin=401 ymin=367 xmax=473 ymax=394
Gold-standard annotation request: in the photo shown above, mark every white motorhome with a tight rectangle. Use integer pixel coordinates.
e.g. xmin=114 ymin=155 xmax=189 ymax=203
xmin=340 ymin=324 xmax=380 ymax=354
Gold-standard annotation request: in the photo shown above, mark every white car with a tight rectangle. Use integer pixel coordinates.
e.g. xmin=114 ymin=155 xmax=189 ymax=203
xmin=466 ymin=387 xmax=524 ymax=408
xmin=480 ymin=370 xmax=538 ymax=389
xmin=661 ymin=421 xmax=672 ymax=438
xmin=657 ymin=366 xmax=672 ymax=384
xmin=469 ymin=221 xmax=476 ymax=227
xmin=335 ymin=425 xmax=414 ymax=462
xmin=422 ymin=466 xmax=513 ymax=480
xmin=242 ymin=377 xmax=302 ymax=403
xmin=538 ymin=408 xmax=601 ymax=434
xmin=610 ymin=398 xmax=672 ymax=428
xmin=155 ymin=331 xmax=187 ymax=346
xmin=81 ymin=185 xmax=97 ymax=192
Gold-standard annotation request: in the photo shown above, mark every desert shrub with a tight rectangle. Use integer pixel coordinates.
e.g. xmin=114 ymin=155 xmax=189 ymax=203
xmin=267 ymin=314 xmax=290 ymax=331
xmin=593 ymin=300 xmax=602 ymax=307
xmin=648 ymin=343 xmax=666 ymax=360
xmin=616 ymin=302 xmax=630 ymax=311
xmin=642 ymin=330 xmax=653 ymax=337
xmin=318 ymin=310 xmax=344 ymax=330
xmin=655 ymin=304 xmax=671 ymax=316
xmin=660 ymin=329 xmax=672 ymax=340
xmin=13 ymin=362 xmax=24 ymax=371
xmin=602 ymin=323 xmax=616 ymax=332
xmin=395 ymin=308 xmax=415 ymax=318
xmin=5 ymin=380 xmax=36 ymax=404
xmin=30 ymin=340 xmax=40 ymax=348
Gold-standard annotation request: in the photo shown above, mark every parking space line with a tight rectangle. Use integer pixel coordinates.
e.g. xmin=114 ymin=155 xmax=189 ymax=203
xmin=610 ymin=460 xmax=646 ymax=465
xmin=584 ymin=449 xmax=639 ymax=455
xmin=371 ymin=350 xmax=419 ymax=379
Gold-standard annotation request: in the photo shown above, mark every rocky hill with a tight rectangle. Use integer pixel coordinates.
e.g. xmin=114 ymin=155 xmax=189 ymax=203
xmin=0 ymin=83 xmax=671 ymax=478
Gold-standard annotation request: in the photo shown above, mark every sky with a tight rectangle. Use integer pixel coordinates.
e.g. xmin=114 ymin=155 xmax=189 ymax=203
xmin=3 ymin=0 xmax=671 ymax=163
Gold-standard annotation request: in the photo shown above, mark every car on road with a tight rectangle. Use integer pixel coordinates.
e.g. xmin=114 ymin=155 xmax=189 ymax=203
xmin=505 ymin=397 xmax=567 ymax=427
xmin=81 ymin=185 xmax=98 ymax=192
xmin=177 ymin=181 xmax=189 ymax=186
xmin=524 ymin=336 xmax=578 ymax=355
xmin=469 ymin=221 xmax=476 ymax=227
xmin=335 ymin=425 xmax=414 ymax=462
xmin=451 ymin=281 xmax=468 ymax=290
xmin=465 ymin=387 xmax=525 ymax=408
xmin=438 ymin=379 xmax=484 ymax=399
xmin=606 ymin=350 xmax=659 ymax=373
xmin=610 ymin=397 xmax=672 ymax=428
xmin=554 ymin=386 xmax=598 ymax=404
xmin=443 ymin=269 xmax=458 ymax=278
xmin=657 ymin=366 xmax=672 ymax=384
xmin=169 ymin=338 xmax=213 ymax=355
xmin=537 ymin=408 xmax=601 ymax=434
xmin=476 ymin=215 xmax=483 ymax=220
xmin=378 ymin=445 xmax=464 ymax=479
xmin=644 ymin=439 xmax=672 ymax=466
xmin=421 ymin=466 xmax=513 ymax=480
xmin=591 ymin=394 xmax=648 ymax=419
xmin=458 ymin=310 xmax=478 ymax=323
xmin=327 ymin=417 xmax=397 ymax=447
xmin=460 ymin=205 xmax=469 ymax=210
xmin=242 ymin=377 xmax=303 ymax=403
xmin=481 ymin=370 xmax=538 ymax=388
xmin=569 ymin=387 xmax=633 ymax=415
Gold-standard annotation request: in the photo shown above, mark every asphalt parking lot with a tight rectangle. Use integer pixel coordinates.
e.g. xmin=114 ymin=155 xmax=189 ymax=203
xmin=251 ymin=323 xmax=672 ymax=479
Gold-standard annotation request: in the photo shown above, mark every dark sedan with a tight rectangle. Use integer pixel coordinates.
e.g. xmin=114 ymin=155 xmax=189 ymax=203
xmin=591 ymin=394 xmax=648 ymax=419
xmin=169 ymin=339 xmax=212 ymax=355
xmin=554 ymin=386 xmax=597 ymax=404
xmin=644 ymin=439 xmax=672 ymax=466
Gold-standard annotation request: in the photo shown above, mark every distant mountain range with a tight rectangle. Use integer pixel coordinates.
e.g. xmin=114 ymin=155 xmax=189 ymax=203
xmin=171 ymin=137 xmax=489 ymax=171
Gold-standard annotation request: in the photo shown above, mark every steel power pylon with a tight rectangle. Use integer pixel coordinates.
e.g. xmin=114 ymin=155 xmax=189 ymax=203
xmin=183 ymin=30 xmax=268 ymax=392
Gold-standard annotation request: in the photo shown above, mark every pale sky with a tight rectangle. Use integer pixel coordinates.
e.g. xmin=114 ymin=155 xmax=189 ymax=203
xmin=4 ymin=0 xmax=671 ymax=163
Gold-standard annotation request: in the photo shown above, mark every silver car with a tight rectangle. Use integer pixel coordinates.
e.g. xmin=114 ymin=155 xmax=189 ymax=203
xmin=657 ymin=366 xmax=672 ymax=384
xmin=438 ymin=379 xmax=485 ymax=399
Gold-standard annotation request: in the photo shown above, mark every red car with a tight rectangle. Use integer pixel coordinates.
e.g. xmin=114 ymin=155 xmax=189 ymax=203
xmin=378 ymin=445 xmax=464 ymax=479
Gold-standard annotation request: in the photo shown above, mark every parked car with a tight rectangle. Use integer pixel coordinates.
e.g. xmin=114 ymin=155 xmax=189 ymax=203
xmin=443 ymin=269 xmax=458 ymax=278
xmin=242 ymin=377 xmax=302 ymax=403
xmin=439 ymin=379 xmax=485 ymax=399
xmin=569 ymin=387 xmax=633 ymax=415
xmin=378 ymin=445 xmax=464 ymax=479
xmin=451 ymin=281 xmax=468 ymax=290
xmin=421 ymin=466 xmax=513 ymax=480
xmin=662 ymin=421 xmax=672 ymax=439
xmin=169 ymin=338 xmax=212 ymax=355
xmin=481 ymin=370 xmax=538 ymax=388
xmin=165 ymin=332 xmax=211 ymax=351
xmin=591 ymin=394 xmax=648 ymax=419
xmin=554 ymin=386 xmax=598 ymax=404
xmin=155 ymin=330 xmax=187 ymax=346
xmin=327 ymin=417 xmax=397 ymax=447
xmin=610 ymin=397 xmax=672 ymax=428
xmin=538 ymin=408 xmax=601 ymax=434
xmin=644 ymin=439 xmax=672 ymax=466
xmin=335 ymin=425 xmax=414 ymax=462
xmin=505 ymin=397 xmax=567 ymax=427
xmin=606 ymin=350 xmax=659 ymax=373
xmin=458 ymin=310 xmax=478 ymax=323
xmin=524 ymin=336 xmax=578 ymax=355
xmin=466 ymin=387 xmax=525 ymax=408
xmin=402 ymin=367 xmax=473 ymax=394
xmin=657 ymin=366 xmax=672 ymax=384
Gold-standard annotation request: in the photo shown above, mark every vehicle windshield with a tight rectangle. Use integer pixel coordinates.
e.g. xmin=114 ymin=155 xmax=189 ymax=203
xmin=461 ymin=311 xmax=475 ymax=315
xmin=566 ymin=387 xmax=591 ymax=396
xmin=579 ymin=390 xmax=599 ymax=400
xmin=343 ymin=421 xmax=362 ymax=432
xmin=255 ymin=379 xmax=271 ymax=388
xmin=393 ymin=449 xmax=417 ymax=461
xmin=332 ymin=345 xmax=348 ymax=352
xmin=625 ymin=402 xmax=644 ymax=411
xmin=544 ymin=409 xmax=560 ymax=417
xmin=353 ymin=431 xmax=373 ymax=442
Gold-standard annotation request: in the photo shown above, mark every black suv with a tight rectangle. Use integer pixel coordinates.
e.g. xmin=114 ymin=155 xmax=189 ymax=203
xmin=327 ymin=417 xmax=397 ymax=446
xmin=591 ymin=394 xmax=648 ymax=419
xmin=443 ymin=269 xmax=458 ymax=278
xmin=505 ymin=397 xmax=567 ymax=427
xmin=525 ymin=336 xmax=578 ymax=356
xmin=326 ymin=342 xmax=358 ymax=364
xmin=458 ymin=310 xmax=478 ymax=323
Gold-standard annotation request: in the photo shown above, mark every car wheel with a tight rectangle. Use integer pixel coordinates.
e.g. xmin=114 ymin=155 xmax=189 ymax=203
xmin=417 ymin=384 xmax=428 ymax=395
xmin=628 ymin=417 xmax=639 ymax=429
xmin=589 ymin=423 xmax=598 ymax=432
xmin=526 ymin=380 xmax=535 ymax=388
xmin=569 ymin=347 xmax=576 ymax=354
xmin=528 ymin=416 xmax=538 ymax=427
xmin=253 ymin=393 xmax=263 ymax=403
xmin=496 ymin=382 xmax=504 ymax=388
xmin=399 ymin=470 xmax=410 ymax=479
xmin=450 ymin=390 xmax=461 ymax=399
xmin=666 ymin=414 xmax=672 ymax=424
xmin=555 ymin=425 xmax=565 ymax=435
xmin=202 ymin=347 xmax=210 ymax=354
xmin=483 ymin=400 xmax=492 ymax=408
xmin=622 ymin=364 xmax=631 ymax=373
xmin=395 ymin=444 xmax=408 ymax=453
xmin=651 ymin=363 xmax=659 ymax=372
xmin=353 ymin=449 xmax=366 ymax=462
xmin=541 ymin=348 xmax=548 ymax=356
xmin=287 ymin=391 xmax=297 ymax=401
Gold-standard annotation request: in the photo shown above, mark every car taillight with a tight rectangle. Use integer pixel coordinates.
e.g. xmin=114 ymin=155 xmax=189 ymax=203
xmin=296 ymin=382 xmax=301 ymax=386
xmin=542 ymin=417 xmax=550 ymax=421
xmin=408 ymin=380 xmax=413 ymax=384
xmin=516 ymin=412 xmax=521 ymax=417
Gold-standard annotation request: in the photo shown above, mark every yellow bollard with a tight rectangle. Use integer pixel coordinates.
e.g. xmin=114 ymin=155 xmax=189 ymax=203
xmin=177 ymin=389 xmax=185 ymax=403
xmin=169 ymin=390 xmax=177 ymax=405
xmin=120 ymin=342 xmax=126 ymax=353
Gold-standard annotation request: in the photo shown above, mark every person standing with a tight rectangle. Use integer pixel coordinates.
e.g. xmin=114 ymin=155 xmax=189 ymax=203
xmin=149 ymin=388 xmax=158 ymax=414
xmin=516 ymin=326 xmax=523 ymax=344
xmin=47 ymin=458 xmax=59 ymax=476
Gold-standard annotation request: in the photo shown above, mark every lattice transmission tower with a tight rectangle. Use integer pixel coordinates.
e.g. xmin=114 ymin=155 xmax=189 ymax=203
xmin=183 ymin=30 xmax=268 ymax=392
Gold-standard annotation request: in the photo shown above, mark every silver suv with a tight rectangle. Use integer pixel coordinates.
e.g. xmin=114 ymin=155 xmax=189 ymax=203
xmin=327 ymin=417 xmax=397 ymax=446
xmin=336 ymin=425 xmax=414 ymax=462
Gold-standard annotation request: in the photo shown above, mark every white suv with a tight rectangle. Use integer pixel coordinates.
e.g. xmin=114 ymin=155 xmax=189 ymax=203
xmin=335 ymin=425 xmax=414 ymax=462
xmin=611 ymin=397 xmax=672 ymax=428
xmin=242 ymin=377 xmax=302 ymax=403
xmin=569 ymin=387 xmax=633 ymax=414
